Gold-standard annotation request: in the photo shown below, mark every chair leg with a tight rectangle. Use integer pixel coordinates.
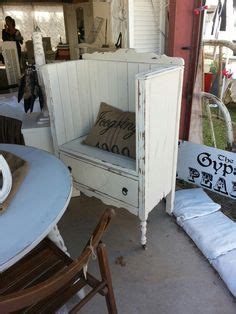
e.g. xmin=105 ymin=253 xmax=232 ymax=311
xmin=97 ymin=243 xmax=117 ymax=314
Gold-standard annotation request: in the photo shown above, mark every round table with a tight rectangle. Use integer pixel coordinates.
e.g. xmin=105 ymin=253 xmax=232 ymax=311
xmin=0 ymin=144 xmax=72 ymax=272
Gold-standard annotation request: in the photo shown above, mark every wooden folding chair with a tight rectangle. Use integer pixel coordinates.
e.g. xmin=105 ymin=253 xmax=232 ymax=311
xmin=0 ymin=208 xmax=117 ymax=313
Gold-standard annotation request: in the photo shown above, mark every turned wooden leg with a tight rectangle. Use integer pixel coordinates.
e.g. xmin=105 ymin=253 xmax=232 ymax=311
xmin=140 ymin=220 xmax=147 ymax=249
xmin=166 ymin=190 xmax=175 ymax=215
xmin=48 ymin=224 xmax=69 ymax=255
xmin=72 ymin=185 xmax=81 ymax=197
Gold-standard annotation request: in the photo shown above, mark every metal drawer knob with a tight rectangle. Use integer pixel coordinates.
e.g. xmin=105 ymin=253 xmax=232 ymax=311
xmin=122 ymin=187 xmax=128 ymax=196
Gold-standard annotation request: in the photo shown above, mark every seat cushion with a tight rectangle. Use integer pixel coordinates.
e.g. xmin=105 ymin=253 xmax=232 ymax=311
xmin=60 ymin=135 xmax=136 ymax=174
xmin=83 ymin=102 xmax=136 ymax=159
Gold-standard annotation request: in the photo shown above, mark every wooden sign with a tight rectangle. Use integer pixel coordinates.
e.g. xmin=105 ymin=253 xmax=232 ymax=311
xmin=177 ymin=141 xmax=236 ymax=199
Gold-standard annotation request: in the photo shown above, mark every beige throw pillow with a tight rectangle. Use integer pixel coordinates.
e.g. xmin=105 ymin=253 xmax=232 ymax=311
xmin=83 ymin=102 xmax=136 ymax=159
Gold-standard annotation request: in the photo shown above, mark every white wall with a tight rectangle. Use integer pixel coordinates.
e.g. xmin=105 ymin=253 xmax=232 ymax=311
xmin=109 ymin=0 xmax=166 ymax=52
xmin=128 ymin=0 xmax=166 ymax=54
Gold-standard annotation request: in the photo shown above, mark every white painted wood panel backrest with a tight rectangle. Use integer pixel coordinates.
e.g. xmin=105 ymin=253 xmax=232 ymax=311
xmin=41 ymin=50 xmax=184 ymax=150
xmin=41 ymin=61 xmax=91 ymax=148
xmin=83 ymin=49 xmax=183 ymax=116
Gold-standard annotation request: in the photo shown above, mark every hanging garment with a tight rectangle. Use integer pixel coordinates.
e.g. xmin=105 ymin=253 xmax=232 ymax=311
xmin=220 ymin=0 xmax=227 ymax=31
xmin=18 ymin=66 xmax=44 ymax=113
xmin=211 ymin=0 xmax=226 ymax=35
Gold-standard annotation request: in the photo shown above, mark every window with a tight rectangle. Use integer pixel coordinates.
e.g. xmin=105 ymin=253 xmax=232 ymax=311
xmin=0 ymin=4 xmax=66 ymax=49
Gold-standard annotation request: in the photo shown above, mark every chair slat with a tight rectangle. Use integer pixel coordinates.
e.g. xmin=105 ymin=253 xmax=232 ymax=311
xmin=0 ymin=208 xmax=117 ymax=313
xmin=1 ymin=249 xmax=60 ymax=294
xmin=0 ymin=243 xmax=49 ymax=290
xmin=28 ymin=278 xmax=87 ymax=313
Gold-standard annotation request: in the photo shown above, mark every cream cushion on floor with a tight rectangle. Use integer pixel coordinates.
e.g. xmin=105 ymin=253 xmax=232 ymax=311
xmin=211 ymin=249 xmax=236 ymax=296
xmin=173 ymin=188 xmax=221 ymax=222
xmin=178 ymin=211 xmax=236 ymax=260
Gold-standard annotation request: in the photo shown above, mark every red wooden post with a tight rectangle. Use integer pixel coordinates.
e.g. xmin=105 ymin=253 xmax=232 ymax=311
xmin=168 ymin=0 xmax=203 ymax=140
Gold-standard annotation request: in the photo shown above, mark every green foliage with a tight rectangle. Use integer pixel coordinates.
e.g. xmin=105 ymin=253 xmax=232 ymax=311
xmin=209 ymin=60 xmax=218 ymax=75
xmin=202 ymin=103 xmax=236 ymax=150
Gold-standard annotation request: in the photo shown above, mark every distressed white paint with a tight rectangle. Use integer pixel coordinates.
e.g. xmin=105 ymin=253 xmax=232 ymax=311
xmin=2 ymin=41 xmax=21 ymax=85
xmin=83 ymin=48 xmax=183 ymax=65
xmin=48 ymin=225 xmax=69 ymax=255
xmin=140 ymin=220 xmax=147 ymax=247
xmin=0 ymin=154 xmax=12 ymax=204
xmin=21 ymin=112 xmax=54 ymax=154
xmin=177 ymin=141 xmax=236 ymax=200
xmin=60 ymin=153 xmax=138 ymax=207
xmin=41 ymin=50 xmax=184 ymax=246
xmin=0 ymin=144 xmax=72 ymax=272
xmin=76 ymin=180 xmax=138 ymax=216
xmin=60 ymin=136 xmax=136 ymax=173
xmin=140 ymin=69 xmax=183 ymax=215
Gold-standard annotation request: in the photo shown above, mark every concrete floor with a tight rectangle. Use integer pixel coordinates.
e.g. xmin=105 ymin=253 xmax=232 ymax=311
xmin=58 ymin=194 xmax=236 ymax=314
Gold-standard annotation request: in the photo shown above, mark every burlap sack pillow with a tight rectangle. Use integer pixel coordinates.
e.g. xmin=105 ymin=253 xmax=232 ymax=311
xmin=83 ymin=102 xmax=136 ymax=159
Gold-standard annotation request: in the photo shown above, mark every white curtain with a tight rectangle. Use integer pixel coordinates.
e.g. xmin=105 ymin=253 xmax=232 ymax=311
xmin=0 ymin=4 xmax=66 ymax=49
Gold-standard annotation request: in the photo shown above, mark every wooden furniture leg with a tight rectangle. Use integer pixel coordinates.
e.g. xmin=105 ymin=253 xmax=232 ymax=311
xmin=48 ymin=224 xmax=69 ymax=255
xmin=97 ymin=243 xmax=117 ymax=314
xmin=166 ymin=189 xmax=175 ymax=215
xmin=140 ymin=220 xmax=147 ymax=249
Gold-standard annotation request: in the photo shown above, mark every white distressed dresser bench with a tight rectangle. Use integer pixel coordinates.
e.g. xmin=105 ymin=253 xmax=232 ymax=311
xmin=40 ymin=49 xmax=184 ymax=247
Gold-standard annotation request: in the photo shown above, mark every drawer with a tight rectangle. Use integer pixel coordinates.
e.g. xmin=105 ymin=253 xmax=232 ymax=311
xmin=60 ymin=153 xmax=138 ymax=207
